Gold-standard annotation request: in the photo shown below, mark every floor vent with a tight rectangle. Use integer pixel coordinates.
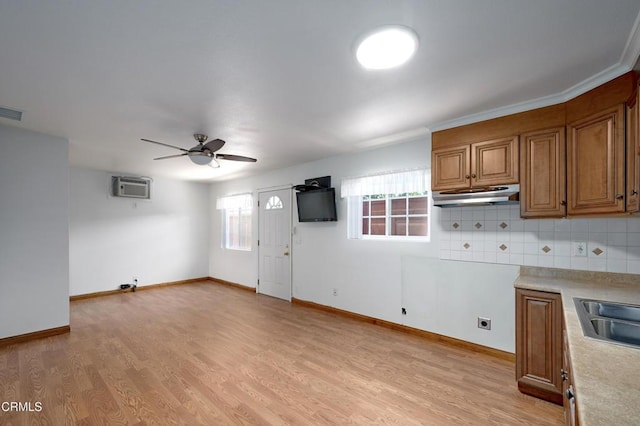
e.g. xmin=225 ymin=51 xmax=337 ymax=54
xmin=0 ymin=106 xmax=23 ymax=121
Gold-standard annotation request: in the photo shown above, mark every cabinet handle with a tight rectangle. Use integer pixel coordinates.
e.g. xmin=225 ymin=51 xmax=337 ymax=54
xmin=465 ymin=175 xmax=470 ymax=179
xmin=632 ymin=190 xmax=639 ymax=196
xmin=560 ymin=200 xmax=567 ymax=206
xmin=566 ymin=388 xmax=574 ymax=400
xmin=616 ymin=194 xmax=624 ymax=200
xmin=561 ymin=369 xmax=568 ymax=381
xmin=471 ymin=173 xmax=477 ymax=178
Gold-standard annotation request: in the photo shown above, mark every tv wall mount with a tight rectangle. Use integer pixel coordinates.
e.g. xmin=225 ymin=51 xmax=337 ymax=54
xmin=294 ymin=176 xmax=331 ymax=192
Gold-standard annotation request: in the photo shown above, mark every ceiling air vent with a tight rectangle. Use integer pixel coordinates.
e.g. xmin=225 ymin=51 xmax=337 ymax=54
xmin=0 ymin=106 xmax=23 ymax=121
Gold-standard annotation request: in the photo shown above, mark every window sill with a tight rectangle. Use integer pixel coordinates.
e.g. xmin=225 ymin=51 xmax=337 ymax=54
xmin=358 ymin=236 xmax=430 ymax=242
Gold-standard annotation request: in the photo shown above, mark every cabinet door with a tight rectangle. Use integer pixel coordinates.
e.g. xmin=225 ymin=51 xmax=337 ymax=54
xmin=471 ymin=136 xmax=519 ymax=187
xmin=562 ymin=324 xmax=579 ymax=426
xmin=516 ymin=288 xmax=563 ymax=405
xmin=627 ymin=95 xmax=639 ymax=212
xmin=431 ymin=145 xmax=470 ymax=190
xmin=567 ymin=105 xmax=625 ymax=215
xmin=520 ymin=128 xmax=566 ymax=218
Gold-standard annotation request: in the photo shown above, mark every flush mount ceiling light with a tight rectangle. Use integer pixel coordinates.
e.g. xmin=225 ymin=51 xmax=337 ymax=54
xmin=356 ymin=25 xmax=419 ymax=70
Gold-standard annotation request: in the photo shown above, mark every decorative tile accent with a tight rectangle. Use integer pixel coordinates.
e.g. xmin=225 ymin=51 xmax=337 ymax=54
xmin=438 ymin=206 xmax=639 ymax=275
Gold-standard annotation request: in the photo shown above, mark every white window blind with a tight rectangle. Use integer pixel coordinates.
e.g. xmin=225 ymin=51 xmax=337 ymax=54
xmin=340 ymin=169 xmax=429 ymax=198
xmin=217 ymin=193 xmax=253 ymax=251
xmin=216 ymin=193 xmax=253 ymax=210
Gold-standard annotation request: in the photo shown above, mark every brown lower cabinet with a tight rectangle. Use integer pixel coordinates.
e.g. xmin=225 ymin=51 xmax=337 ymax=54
xmin=562 ymin=321 xmax=579 ymax=425
xmin=515 ymin=288 xmax=563 ymax=404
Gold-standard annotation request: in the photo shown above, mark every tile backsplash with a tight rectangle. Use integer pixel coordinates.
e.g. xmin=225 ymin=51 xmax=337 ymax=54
xmin=438 ymin=205 xmax=640 ymax=274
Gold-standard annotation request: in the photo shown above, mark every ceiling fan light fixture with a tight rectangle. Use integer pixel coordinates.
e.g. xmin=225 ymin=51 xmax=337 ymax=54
xmin=356 ymin=25 xmax=418 ymax=70
xmin=142 ymin=134 xmax=257 ymax=166
xmin=188 ymin=151 xmax=212 ymax=165
xmin=209 ymin=158 xmax=220 ymax=168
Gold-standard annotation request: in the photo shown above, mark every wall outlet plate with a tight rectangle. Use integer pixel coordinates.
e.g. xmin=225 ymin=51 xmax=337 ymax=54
xmin=572 ymin=242 xmax=587 ymax=257
xmin=478 ymin=317 xmax=491 ymax=330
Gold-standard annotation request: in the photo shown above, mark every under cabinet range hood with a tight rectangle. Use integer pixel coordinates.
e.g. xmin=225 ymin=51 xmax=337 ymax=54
xmin=432 ymin=184 xmax=519 ymax=208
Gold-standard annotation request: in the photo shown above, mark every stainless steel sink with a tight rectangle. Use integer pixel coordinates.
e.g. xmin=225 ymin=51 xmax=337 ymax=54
xmin=574 ymin=298 xmax=640 ymax=349
xmin=581 ymin=300 xmax=640 ymax=322
xmin=590 ymin=318 xmax=640 ymax=346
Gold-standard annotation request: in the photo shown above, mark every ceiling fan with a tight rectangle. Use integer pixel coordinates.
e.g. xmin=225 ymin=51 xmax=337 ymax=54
xmin=141 ymin=134 xmax=257 ymax=168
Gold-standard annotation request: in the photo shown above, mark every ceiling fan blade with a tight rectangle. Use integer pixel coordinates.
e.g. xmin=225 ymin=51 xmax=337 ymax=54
xmin=203 ymin=138 xmax=225 ymax=153
xmin=153 ymin=153 xmax=188 ymax=160
xmin=216 ymin=153 xmax=257 ymax=162
xmin=141 ymin=138 xmax=189 ymax=152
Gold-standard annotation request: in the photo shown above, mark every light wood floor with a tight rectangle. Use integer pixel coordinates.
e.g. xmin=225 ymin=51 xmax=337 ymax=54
xmin=0 ymin=281 xmax=563 ymax=425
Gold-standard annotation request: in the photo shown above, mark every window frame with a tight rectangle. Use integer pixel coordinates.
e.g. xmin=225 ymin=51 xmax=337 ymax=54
xmin=355 ymin=192 xmax=430 ymax=241
xmin=221 ymin=206 xmax=252 ymax=251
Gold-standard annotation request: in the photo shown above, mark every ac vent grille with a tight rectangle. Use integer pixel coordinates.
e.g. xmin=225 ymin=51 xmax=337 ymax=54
xmin=0 ymin=106 xmax=23 ymax=121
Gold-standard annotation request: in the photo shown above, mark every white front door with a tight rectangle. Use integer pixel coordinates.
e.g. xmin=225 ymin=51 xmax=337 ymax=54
xmin=258 ymin=188 xmax=292 ymax=301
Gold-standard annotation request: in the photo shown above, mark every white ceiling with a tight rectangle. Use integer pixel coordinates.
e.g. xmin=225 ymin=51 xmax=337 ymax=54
xmin=1 ymin=1 xmax=640 ymax=182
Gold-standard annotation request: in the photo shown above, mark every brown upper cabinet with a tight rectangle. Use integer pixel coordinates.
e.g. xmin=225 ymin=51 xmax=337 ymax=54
xmin=432 ymin=104 xmax=565 ymax=193
xmin=431 ymin=71 xmax=639 ymax=218
xmin=564 ymin=71 xmax=638 ymax=216
xmin=627 ymin=85 xmax=640 ymax=212
xmin=431 ymin=145 xmax=470 ymax=190
xmin=432 ymin=136 xmax=519 ymax=190
xmin=520 ymin=127 xmax=566 ymax=218
xmin=566 ymin=105 xmax=625 ymax=215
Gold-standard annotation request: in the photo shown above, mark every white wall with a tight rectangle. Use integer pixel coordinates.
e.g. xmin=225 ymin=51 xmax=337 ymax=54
xmin=209 ymin=137 xmax=520 ymax=353
xmin=69 ymin=167 xmax=210 ymax=296
xmin=0 ymin=125 xmax=70 ymax=339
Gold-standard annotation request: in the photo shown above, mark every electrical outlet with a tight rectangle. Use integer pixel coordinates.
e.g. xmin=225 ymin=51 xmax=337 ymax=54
xmin=332 ymin=288 xmax=338 ymax=296
xmin=478 ymin=317 xmax=491 ymax=330
xmin=572 ymin=242 xmax=587 ymax=257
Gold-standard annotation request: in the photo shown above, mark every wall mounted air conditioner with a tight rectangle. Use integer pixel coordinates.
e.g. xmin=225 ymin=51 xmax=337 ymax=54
xmin=111 ymin=176 xmax=151 ymax=199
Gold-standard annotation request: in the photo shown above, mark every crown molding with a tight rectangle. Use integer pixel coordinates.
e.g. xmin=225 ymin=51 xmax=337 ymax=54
xmin=428 ymin=64 xmax=629 ymax=133
xmin=429 ymin=9 xmax=640 ymax=133
xmin=621 ymin=10 xmax=640 ymax=69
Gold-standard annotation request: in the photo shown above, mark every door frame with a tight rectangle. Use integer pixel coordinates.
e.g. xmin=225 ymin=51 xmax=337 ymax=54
xmin=257 ymin=184 xmax=293 ymax=301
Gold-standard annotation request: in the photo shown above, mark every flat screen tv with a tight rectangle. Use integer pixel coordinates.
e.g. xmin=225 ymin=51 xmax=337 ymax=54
xmin=296 ymin=187 xmax=337 ymax=222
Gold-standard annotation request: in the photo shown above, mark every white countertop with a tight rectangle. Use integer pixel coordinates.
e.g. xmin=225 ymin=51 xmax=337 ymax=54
xmin=515 ymin=267 xmax=640 ymax=426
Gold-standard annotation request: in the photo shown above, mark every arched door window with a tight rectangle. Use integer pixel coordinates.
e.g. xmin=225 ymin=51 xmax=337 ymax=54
xmin=265 ymin=196 xmax=283 ymax=210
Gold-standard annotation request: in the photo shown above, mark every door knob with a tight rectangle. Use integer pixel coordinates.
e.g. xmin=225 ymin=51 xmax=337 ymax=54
xmin=284 ymin=251 xmax=289 ymax=256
